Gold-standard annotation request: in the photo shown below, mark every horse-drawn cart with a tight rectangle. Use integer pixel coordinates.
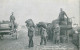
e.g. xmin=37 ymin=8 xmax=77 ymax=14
xmin=59 ymin=18 xmax=72 ymax=43
xmin=0 ymin=21 xmax=18 ymax=39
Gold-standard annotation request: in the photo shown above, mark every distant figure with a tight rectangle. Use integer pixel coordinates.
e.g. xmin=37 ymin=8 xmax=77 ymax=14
xmin=40 ymin=27 xmax=47 ymax=45
xmin=10 ymin=12 xmax=15 ymax=30
xmin=10 ymin=12 xmax=15 ymax=24
xmin=59 ymin=8 xmax=68 ymax=25
xmin=28 ymin=26 xmax=34 ymax=48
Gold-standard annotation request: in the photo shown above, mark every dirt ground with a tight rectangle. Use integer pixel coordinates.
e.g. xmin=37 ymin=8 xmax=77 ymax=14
xmin=0 ymin=29 xmax=78 ymax=50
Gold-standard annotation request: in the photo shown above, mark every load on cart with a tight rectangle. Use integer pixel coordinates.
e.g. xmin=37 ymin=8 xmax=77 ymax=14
xmin=0 ymin=12 xmax=18 ymax=39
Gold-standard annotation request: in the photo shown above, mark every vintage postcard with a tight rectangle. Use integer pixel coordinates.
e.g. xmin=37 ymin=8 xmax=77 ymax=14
xmin=0 ymin=0 xmax=79 ymax=50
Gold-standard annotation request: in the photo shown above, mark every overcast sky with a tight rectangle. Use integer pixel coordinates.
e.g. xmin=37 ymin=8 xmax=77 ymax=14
xmin=0 ymin=0 xmax=79 ymax=25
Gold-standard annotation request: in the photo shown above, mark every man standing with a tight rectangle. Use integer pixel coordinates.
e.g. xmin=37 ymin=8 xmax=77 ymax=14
xmin=58 ymin=8 xmax=68 ymax=43
xmin=25 ymin=19 xmax=34 ymax=48
xmin=10 ymin=12 xmax=15 ymax=24
xmin=59 ymin=8 xmax=68 ymax=25
xmin=28 ymin=26 xmax=34 ymax=48
xmin=54 ymin=24 xmax=60 ymax=44
xmin=10 ymin=12 xmax=15 ymax=30
xmin=40 ymin=27 xmax=47 ymax=45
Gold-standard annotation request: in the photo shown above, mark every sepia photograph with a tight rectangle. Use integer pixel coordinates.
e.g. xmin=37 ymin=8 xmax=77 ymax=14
xmin=0 ymin=0 xmax=80 ymax=50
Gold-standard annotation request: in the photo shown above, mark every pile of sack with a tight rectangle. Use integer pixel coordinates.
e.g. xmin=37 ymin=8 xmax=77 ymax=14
xmin=25 ymin=19 xmax=35 ymax=27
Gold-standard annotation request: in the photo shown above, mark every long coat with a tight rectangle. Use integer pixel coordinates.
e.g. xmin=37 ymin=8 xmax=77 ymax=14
xmin=28 ymin=27 xmax=34 ymax=37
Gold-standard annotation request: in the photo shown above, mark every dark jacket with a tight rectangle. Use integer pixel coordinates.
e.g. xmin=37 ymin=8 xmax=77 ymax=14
xmin=10 ymin=15 xmax=15 ymax=22
xmin=59 ymin=11 xmax=67 ymax=20
xmin=28 ymin=27 xmax=34 ymax=37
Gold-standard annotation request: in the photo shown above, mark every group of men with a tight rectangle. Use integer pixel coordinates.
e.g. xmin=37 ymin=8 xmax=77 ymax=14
xmin=10 ymin=8 xmax=68 ymax=48
xmin=26 ymin=8 xmax=68 ymax=48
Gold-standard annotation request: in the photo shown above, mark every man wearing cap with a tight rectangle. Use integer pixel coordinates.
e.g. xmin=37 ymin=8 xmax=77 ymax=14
xmin=59 ymin=8 xmax=68 ymax=25
xmin=10 ymin=12 xmax=15 ymax=30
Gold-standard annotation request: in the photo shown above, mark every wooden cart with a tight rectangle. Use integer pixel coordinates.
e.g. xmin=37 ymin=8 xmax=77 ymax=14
xmin=0 ymin=21 xmax=18 ymax=39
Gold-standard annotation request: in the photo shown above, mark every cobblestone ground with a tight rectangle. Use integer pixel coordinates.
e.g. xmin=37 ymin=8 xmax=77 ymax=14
xmin=0 ymin=29 xmax=78 ymax=50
